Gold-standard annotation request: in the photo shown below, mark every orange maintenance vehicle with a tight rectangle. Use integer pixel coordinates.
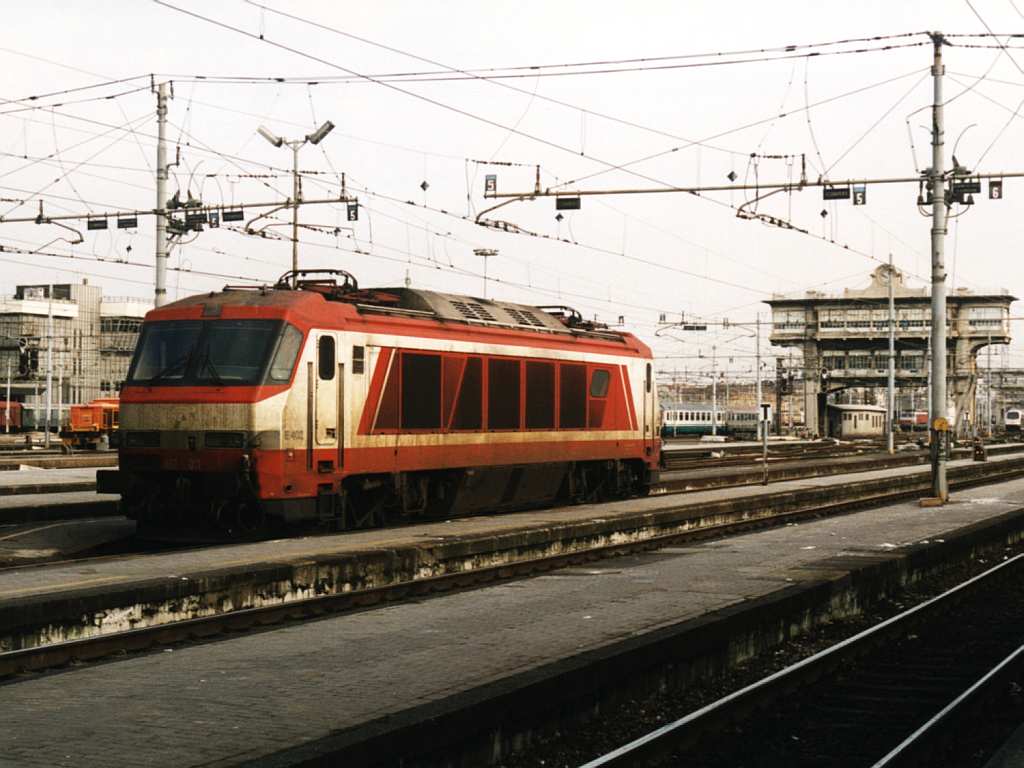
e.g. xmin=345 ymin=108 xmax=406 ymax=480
xmin=61 ymin=398 xmax=119 ymax=450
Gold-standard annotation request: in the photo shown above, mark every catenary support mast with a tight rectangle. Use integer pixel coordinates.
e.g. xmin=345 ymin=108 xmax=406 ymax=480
xmin=929 ymin=32 xmax=949 ymax=500
xmin=155 ymin=82 xmax=169 ymax=308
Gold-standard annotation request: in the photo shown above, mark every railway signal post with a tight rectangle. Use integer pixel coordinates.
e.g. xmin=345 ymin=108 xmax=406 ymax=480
xmin=760 ymin=402 xmax=772 ymax=485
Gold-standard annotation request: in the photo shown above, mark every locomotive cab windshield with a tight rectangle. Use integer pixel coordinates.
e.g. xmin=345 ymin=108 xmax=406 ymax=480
xmin=126 ymin=319 xmax=303 ymax=386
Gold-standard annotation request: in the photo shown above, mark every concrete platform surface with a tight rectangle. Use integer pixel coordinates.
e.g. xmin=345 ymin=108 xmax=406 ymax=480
xmin=0 ymin=467 xmax=98 ymax=496
xmin=1 ymin=474 xmax=1023 ymax=766
xmin=662 ymin=437 xmax=813 ymax=452
xmin=0 ymin=453 xmax=1008 ymax=608
xmin=0 ymin=489 xmax=118 ymax=526
xmin=0 ymin=517 xmax=135 ymax=567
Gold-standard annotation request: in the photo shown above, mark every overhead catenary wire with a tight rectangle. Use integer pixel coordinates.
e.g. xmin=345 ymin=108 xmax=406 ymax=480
xmin=0 ymin=17 xmax=1003 ymax=358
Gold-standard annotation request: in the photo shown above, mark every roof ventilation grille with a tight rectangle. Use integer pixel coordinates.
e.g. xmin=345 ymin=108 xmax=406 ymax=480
xmin=451 ymin=300 xmax=496 ymax=322
xmin=506 ymin=307 xmax=546 ymax=328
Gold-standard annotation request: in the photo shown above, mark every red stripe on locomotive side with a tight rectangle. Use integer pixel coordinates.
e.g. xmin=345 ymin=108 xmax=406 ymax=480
xmin=621 ymin=366 xmax=638 ymax=431
xmin=121 ymin=384 xmax=290 ymax=404
xmin=357 ymin=347 xmax=393 ymax=434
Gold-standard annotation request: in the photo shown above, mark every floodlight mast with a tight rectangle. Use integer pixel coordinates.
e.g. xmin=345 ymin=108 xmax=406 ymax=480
xmin=256 ymin=121 xmax=334 ymax=286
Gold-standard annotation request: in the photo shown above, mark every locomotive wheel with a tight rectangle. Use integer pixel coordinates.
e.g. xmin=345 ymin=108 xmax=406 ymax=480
xmin=348 ymin=491 xmax=386 ymax=529
xmin=235 ymin=500 xmax=265 ymax=536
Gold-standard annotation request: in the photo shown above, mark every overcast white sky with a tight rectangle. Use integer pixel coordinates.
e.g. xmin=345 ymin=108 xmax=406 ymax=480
xmin=1 ymin=1 xmax=1023 ymax=377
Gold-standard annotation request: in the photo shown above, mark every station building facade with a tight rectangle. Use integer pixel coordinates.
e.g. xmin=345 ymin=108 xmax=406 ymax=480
xmin=767 ymin=266 xmax=1014 ymax=437
xmin=0 ymin=281 xmax=149 ymax=421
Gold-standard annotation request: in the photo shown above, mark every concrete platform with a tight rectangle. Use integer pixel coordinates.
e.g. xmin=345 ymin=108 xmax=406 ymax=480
xmin=0 ymin=454 xmax=116 ymax=472
xmin=0 ymin=517 xmax=135 ymax=567
xmin=2 ymin=451 xmax=1024 ymax=653
xmin=0 ymin=467 xmax=98 ymax=496
xmin=662 ymin=437 xmax=814 ymax=453
xmin=0 ymin=490 xmax=118 ymax=526
xmin=2 ymin=471 xmax=1024 ymax=766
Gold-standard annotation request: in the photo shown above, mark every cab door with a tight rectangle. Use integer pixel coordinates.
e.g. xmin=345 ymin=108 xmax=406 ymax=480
xmin=314 ymin=334 xmax=339 ymax=457
xmin=643 ymin=362 xmax=656 ymax=456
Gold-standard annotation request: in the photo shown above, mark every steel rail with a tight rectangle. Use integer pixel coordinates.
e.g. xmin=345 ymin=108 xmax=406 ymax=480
xmin=580 ymin=553 xmax=1024 ymax=768
xmin=872 ymin=642 xmax=1024 ymax=767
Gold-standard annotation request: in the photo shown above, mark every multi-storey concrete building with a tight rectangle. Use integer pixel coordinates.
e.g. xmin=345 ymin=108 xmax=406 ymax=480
xmin=0 ymin=281 xmax=150 ymax=423
xmin=768 ymin=266 xmax=1014 ymax=437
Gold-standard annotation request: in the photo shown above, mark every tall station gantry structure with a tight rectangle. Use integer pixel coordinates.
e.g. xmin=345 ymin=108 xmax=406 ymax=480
xmin=767 ymin=266 xmax=1014 ymax=437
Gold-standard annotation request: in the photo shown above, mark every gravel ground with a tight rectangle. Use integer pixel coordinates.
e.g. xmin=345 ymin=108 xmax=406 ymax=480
xmin=497 ymin=542 xmax=1024 ymax=768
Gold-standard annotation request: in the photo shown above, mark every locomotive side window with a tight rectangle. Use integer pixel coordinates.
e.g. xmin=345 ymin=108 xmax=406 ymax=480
xmin=352 ymin=345 xmax=365 ymax=374
xmin=318 ymin=336 xmax=336 ymax=380
xmin=589 ymin=368 xmax=611 ymax=428
xmin=268 ymin=324 xmax=303 ymax=382
xmin=374 ymin=352 xmax=400 ymax=430
xmin=451 ymin=357 xmax=482 ymax=430
xmin=559 ymin=363 xmax=586 ymax=429
xmin=525 ymin=361 xmax=555 ymax=429
xmin=401 ymin=353 xmax=441 ymax=429
xmin=488 ymin=358 xmax=521 ymax=430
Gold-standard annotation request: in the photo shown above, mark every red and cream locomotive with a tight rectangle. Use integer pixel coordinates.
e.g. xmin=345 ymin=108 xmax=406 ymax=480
xmin=99 ymin=270 xmax=659 ymax=537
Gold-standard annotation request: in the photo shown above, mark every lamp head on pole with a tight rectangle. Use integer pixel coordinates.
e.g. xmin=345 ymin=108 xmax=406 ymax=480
xmin=257 ymin=125 xmax=284 ymax=148
xmin=306 ymin=120 xmax=335 ymax=146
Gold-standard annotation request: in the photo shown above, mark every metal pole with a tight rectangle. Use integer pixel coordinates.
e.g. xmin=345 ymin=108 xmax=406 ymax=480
xmin=57 ymin=361 xmax=62 ymax=440
xmin=787 ymin=350 xmax=794 ymax=433
xmin=292 ymin=141 xmax=301 ymax=288
xmin=887 ymin=253 xmax=896 ymax=454
xmin=929 ymin=32 xmax=949 ymax=500
xmin=762 ymin=406 xmax=769 ymax=485
xmin=756 ymin=315 xmax=762 ymax=441
xmin=711 ymin=345 xmax=717 ymax=436
xmin=926 ymin=334 xmax=932 ymax=419
xmin=44 ymin=285 xmax=52 ymax=449
xmin=4 ymin=360 xmax=9 ymax=435
xmin=987 ymin=335 xmax=993 ymax=438
xmin=155 ymin=82 xmax=169 ymax=308
xmin=473 ymin=249 xmax=498 ymax=299
xmin=803 ymin=357 xmax=809 ymax=436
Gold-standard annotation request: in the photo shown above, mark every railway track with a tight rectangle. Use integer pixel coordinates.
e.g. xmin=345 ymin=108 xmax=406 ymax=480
xmin=583 ymin=554 xmax=1024 ymax=768
xmin=5 ymin=452 xmax=1024 ymax=680
xmin=661 ymin=440 xmax=886 ymax=471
